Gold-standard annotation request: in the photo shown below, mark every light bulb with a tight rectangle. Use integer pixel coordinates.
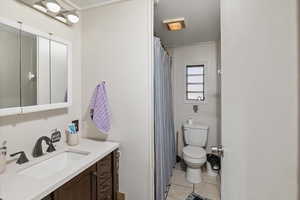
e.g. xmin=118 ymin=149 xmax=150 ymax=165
xmin=46 ymin=1 xmax=61 ymax=13
xmin=56 ymin=16 xmax=67 ymax=23
xmin=67 ymin=14 xmax=79 ymax=24
xmin=33 ymin=4 xmax=47 ymax=13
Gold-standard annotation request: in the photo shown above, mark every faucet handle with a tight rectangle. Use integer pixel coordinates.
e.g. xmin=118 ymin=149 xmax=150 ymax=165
xmin=10 ymin=151 xmax=29 ymax=165
xmin=47 ymin=143 xmax=56 ymax=153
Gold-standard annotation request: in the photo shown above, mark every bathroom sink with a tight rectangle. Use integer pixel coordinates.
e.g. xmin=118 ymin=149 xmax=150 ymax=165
xmin=18 ymin=150 xmax=90 ymax=179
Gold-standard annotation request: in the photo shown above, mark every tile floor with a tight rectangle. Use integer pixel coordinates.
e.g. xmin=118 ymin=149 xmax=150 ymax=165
xmin=166 ymin=164 xmax=220 ymax=200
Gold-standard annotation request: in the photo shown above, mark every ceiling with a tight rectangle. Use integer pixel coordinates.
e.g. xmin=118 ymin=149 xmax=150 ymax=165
xmin=154 ymin=0 xmax=220 ymax=47
xmin=67 ymin=0 xmax=124 ymax=9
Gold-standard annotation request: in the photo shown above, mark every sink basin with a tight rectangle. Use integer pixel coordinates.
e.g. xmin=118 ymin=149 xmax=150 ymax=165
xmin=19 ymin=150 xmax=90 ymax=179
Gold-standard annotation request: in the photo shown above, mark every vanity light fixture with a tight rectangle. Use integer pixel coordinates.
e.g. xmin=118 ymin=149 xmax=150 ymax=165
xmin=33 ymin=3 xmax=47 ymax=13
xmin=46 ymin=0 xmax=61 ymax=13
xmin=163 ymin=18 xmax=186 ymax=31
xmin=17 ymin=0 xmax=79 ymax=26
xmin=67 ymin=13 xmax=79 ymax=24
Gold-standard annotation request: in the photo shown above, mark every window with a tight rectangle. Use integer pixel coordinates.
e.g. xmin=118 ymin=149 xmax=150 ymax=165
xmin=186 ymin=65 xmax=205 ymax=101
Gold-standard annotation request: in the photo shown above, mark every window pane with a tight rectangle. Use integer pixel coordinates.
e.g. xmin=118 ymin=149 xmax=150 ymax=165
xmin=187 ymin=75 xmax=204 ymax=83
xmin=187 ymin=66 xmax=204 ymax=75
xmin=187 ymin=93 xmax=204 ymax=100
xmin=187 ymin=84 xmax=203 ymax=92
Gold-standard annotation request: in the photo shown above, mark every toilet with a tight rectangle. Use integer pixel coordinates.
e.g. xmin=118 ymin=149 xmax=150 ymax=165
xmin=182 ymin=121 xmax=209 ymax=184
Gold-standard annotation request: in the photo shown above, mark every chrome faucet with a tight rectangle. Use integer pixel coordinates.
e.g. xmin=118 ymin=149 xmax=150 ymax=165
xmin=32 ymin=136 xmax=56 ymax=158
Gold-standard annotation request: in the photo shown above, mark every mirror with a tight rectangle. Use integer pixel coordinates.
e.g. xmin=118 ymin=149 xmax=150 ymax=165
xmin=0 ymin=23 xmax=21 ymax=109
xmin=0 ymin=19 xmax=70 ymax=114
xmin=21 ymin=30 xmax=37 ymax=107
xmin=36 ymin=38 xmax=69 ymax=105
xmin=50 ymin=40 xmax=68 ymax=104
xmin=37 ymin=37 xmax=50 ymax=105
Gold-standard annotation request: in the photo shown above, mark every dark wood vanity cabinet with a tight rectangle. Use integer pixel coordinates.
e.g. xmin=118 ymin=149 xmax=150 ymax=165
xmin=43 ymin=150 xmax=119 ymax=200
xmin=96 ymin=151 xmax=120 ymax=200
xmin=54 ymin=165 xmax=97 ymax=200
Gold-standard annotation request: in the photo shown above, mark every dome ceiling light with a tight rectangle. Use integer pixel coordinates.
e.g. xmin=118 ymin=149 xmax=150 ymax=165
xmin=163 ymin=18 xmax=186 ymax=31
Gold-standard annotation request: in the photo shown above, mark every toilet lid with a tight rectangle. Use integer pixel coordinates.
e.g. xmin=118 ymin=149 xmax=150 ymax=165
xmin=183 ymin=146 xmax=206 ymax=159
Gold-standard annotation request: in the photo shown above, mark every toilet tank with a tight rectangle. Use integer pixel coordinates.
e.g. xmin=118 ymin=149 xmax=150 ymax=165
xmin=183 ymin=122 xmax=209 ymax=147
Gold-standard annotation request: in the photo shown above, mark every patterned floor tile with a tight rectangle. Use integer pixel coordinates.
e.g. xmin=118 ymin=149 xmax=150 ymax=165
xmin=167 ymin=166 xmax=220 ymax=200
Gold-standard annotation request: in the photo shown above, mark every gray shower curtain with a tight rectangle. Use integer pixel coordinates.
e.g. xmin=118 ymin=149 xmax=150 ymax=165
xmin=154 ymin=37 xmax=176 ymax=200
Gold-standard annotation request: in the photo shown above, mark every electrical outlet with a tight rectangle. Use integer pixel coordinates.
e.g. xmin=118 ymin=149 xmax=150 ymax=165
xmin=193 ymin=105 xmax=198 ymax=113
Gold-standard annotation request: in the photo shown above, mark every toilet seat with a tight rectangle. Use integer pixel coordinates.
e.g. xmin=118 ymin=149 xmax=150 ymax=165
xmin=183 ymin=146 xmax=206 ymax=159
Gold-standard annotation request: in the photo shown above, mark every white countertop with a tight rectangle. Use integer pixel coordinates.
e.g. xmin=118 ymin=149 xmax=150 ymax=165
xmin=0 ymin=139 xmax=120 ymax=200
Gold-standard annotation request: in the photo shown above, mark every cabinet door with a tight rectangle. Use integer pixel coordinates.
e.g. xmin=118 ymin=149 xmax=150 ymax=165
xmin=97 ymin=153 xmax=113 ymax=200
xmin=0 ymin=21 xmax=21 ymax=114
xmin=98 ymin=178 xmax=113 ymax=200
xmin=97 ymin=151 xmax=119 ymax=200
xmin=54 ymin=165 xmax=97 ymax=200
xmin=97 ymin=154 xmax=112 ymax=185
xmin=112 ymin=150 xmax=120 ymax=200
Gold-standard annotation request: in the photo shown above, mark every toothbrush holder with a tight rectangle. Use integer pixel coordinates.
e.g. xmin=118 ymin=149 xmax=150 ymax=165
xmin=66 ymin=131 xmax=79 ymax=146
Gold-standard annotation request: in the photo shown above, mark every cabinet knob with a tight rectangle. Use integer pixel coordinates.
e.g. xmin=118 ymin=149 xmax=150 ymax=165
xmin=91 ymin=171 xmax=97 ymax=177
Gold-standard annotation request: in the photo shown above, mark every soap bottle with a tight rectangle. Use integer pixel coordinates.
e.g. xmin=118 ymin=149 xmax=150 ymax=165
xmin=0 ymin=141 xmax=7 ymax=174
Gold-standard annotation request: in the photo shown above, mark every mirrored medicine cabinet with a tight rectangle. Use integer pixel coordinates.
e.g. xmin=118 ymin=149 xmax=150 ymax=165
xmin=0 ymin=18 xmax=72 ymax=117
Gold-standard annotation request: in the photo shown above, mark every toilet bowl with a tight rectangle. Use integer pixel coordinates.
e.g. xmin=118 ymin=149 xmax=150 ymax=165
xmin=182 ymin=121 xmax=209 ymax=184
xmin=183 ymin=145 xmax=207 ymax=184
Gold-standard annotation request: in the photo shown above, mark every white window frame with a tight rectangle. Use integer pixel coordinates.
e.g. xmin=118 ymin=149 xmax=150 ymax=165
xmin=184 ymin=62 xmax=208 ymax=104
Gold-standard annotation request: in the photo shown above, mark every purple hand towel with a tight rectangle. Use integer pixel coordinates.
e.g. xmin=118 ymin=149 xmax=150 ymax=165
xmin=90 ymin=82 xmax=111 ymax=133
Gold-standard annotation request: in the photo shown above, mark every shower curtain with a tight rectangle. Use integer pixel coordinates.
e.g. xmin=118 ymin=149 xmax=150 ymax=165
xmin=154 ymin=37 xmax=176 ymax=200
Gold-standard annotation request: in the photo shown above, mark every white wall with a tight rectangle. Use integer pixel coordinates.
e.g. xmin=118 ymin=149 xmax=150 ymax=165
xmin=221 ymin=0 xmax=299 ymax=199
xmin=0 ymin=0 xmax=82 ymax=156
xmin=171 ymin=42 xmax=220 ymax=156
xmin=81 ymin=1 xmax=154 ymax=199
